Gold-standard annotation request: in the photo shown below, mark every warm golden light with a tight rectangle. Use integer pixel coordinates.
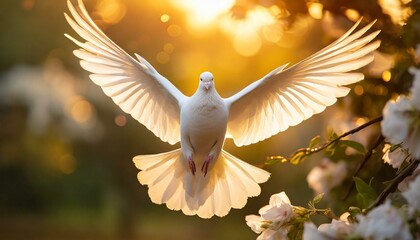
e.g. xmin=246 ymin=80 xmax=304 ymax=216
xmin=378 ymin=0 xmax=413 ymax=25
xmin=95 ymin=0 xmax=126 ymax=25
xmin=233 ymin=33 xmax=261 ymax=57
xmin=345 ymin=9 xmax=360 ymax=22
xmin=382 ymin=70 xmax=392 ymax=82
xmin=156 ymin=51 xmax=170 ymax=64
xmin=167 ymin=24 xmax=182 ymax=37
xmin=171 ymin=0 xmax=235 ymax=29
xmin=220 ymin=6 xmax=279 ymax=56
xmin=354 ymin=85 xmax=364 ymax=96
xmin=164 ymin=43 xmax=175 ymax=54
xmin=161 ymin=14 xmax=170 ymax=23
xmin=308 ymin=2 xmax=323 ymax=19
xmin=67 ymin=96 xmax=93 ymax=123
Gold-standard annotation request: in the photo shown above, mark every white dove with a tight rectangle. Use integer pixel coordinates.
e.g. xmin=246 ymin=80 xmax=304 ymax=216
xmin=65 ymin=0 xmax=380 ymax=218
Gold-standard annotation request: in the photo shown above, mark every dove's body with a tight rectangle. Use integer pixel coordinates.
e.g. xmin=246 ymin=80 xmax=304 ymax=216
xmin=65 ymin=0 xmax=380 ymax=219
xmin=180 ymin=87 xmax=227 ymax=170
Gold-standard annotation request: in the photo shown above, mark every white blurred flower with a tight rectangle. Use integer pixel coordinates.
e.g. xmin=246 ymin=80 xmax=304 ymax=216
xmin=355 ymin=201 xmax=412 ymax=240
xmin=257 ymin=228 xmax=289 ymax=240
xmin=246 ymin=192 xmax=295 ymax=240
xmin=402 ymin=175 xmax=420 ymax=215
xmin=306 ymin=159 xmax=347 ymax=195
xmin=303 ymin=213 xmax=355 ymax=240
xmin=0 ymin=60 xmax=103 ymax=142
xmin=381 ymin=96 xmax=414 ymax=144
xmin=381 ymin=95 xmax=420 ymax=159
xmin=303 ymin=222 xmax=327 ymax=240
xmin=382 ymin=144 xmax=409 ymax=169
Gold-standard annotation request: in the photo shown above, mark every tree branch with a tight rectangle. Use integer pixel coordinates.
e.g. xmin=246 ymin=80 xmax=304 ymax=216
xmin=368 ymin=158 xmax=420 ymax=210
xmin=309 ymin=115 xmax=383 ymax=154
xmin=342 ymin=134 xmax=385 ymax=200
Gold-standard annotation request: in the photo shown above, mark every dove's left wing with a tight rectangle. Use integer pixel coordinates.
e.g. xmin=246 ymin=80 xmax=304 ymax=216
xmin=225 ymin=19 xmax=380 ymax=146
xmin=65 ymin=0 xmax=187 ymax=145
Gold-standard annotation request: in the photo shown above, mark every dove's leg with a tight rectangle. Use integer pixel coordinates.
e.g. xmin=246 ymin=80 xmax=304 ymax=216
xmin=201 ymin=140 xmax=223 ymax=176
xmin=181 ymin=136 xmax=196 ymax=176
xmin=188 ymin=156 xmax=196 ymax=176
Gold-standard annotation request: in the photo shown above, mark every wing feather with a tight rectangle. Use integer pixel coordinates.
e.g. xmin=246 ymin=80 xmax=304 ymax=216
xmin=65 ymin=0 xmax=187 ymax=144
xmin=226 ymin=19 xmax=380 ymax=146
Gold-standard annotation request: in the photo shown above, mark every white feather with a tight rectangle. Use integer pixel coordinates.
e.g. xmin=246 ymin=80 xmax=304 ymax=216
xmin=225 ymin=19 xmax=380 ymax=146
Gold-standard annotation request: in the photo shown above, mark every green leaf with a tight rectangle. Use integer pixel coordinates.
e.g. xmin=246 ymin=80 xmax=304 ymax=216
xmin=341 ymin=140 xmax=366 ymax=154
xmin=290 ymin=150 xmax=309 ymax=165
xmin=313 ymin=193 xmax=324 ymax=205
xmin=309 ymin=136 xmax=321 ymax=149
xmin=354 ymin=177 xmax=377 ymax=208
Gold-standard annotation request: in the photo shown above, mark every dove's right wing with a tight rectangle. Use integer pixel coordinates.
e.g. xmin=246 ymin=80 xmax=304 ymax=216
xmin=225 ymin=19 xmax=380 ymax=146
xmin=65 ymin=0 xmax=187 ymax=145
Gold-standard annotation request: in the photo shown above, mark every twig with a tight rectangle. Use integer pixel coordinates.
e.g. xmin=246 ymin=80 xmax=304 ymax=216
xmin=368 ymin=158 xmax=420 ymax=210
xmin=267 ymin=115 xmax=383 ymax=164
xmin=310 ymin=115 xmax=383 ymax=154
xmin=342 ymin=134 xmax=385 ymax=200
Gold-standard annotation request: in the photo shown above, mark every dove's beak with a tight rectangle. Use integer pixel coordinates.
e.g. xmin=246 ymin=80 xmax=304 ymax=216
xmin=204 ymin=82 xmax=210 ymax=90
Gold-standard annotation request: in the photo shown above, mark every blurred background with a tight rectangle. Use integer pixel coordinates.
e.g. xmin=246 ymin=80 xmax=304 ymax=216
xmin=0 ymin=0 xmax=418 ymax=239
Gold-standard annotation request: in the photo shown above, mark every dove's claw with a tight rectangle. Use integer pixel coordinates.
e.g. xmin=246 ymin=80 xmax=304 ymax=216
xmin=201 ymin=156 xmax=213 ymax=176
xmin=188 ymin=157 xmax=196 ymax=176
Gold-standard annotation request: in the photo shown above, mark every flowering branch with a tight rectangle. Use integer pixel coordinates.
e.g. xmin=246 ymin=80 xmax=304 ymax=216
xmin=368 ymin=158 xmax=420 ymax=210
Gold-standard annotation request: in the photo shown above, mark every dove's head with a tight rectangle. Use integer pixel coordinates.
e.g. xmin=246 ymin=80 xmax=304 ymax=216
xmin=199 ymin=72 xmax=214 ymax=91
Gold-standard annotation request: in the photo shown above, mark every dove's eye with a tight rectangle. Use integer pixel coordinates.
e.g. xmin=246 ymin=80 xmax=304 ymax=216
xmin=200 ymin=78 xmax=203 ymax=81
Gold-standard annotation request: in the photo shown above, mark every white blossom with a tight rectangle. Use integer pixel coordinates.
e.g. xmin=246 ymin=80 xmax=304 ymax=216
xmin=355 ymin=201 xmax=412 ymax=240
xmin=258 ymin=192 xmax=294 ymax=224
xmin=382 ymin=144 xmax=409 ymax=169
xmin=381 ymin=96 xmax=414 ymax=144
xmin=246 ymin=192 xmax=295 ymax=240
xmin=402 ymin=175 xmax=420 ymax=215
xmin=306 ymin=159 xmax=347 ymax=195
xmin=381 ymin=95 xmax=420 ymax=159
xmin=303 ymin=213 xmax=355 ymax=240
xmin=303 ymin=222 xmax=327 ymax=240
xmin=246 ymin=215 xmax=265 ymax=234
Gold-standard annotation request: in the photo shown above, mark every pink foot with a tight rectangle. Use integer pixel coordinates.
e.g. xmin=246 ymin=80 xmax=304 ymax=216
xmin=188 ymin=157 xmax=196 ymax=176
xmin=201 ymin=156 xmax=213 ymax=176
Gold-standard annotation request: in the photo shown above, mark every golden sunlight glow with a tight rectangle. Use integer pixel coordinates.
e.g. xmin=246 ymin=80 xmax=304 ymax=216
xmin=156 ymin=51 xmax=170 ymax=64
xmin=171 ymin=0 xmax=236 ymax=29
xmin=167 ymin=24 xmax=182 ymax=37
xmin=382 ymin=70 xmax=392 ymax=82
xmin=95 ymin=0 xmax=127 ymax=25
xmin=67 ymin=96 xmax=93 ymax=123
xmin=308 ymin=2 xmax=323 ymax=20
xmin=220 ymin=6 xmax=279 ymax=56
xmin=355 ymin=117 xmax=367 ymax=126
xmin=378 ymin=0 xmax=413 ymax=25
xmin=345 ymin=9 xmax=360 ymax=22
xmin=161 ymin=14 xmax=170 ymax=23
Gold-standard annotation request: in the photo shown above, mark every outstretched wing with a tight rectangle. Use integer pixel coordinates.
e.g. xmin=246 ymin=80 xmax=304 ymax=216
xmin=65 ymin=0 xmax=187 ymax=144
xmin=225 ymin=19 xmax=380 ymax=146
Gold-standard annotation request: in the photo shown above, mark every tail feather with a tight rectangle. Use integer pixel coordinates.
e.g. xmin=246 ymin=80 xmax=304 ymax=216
xmin=133 ymin=148 xmax=270 ymax=218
